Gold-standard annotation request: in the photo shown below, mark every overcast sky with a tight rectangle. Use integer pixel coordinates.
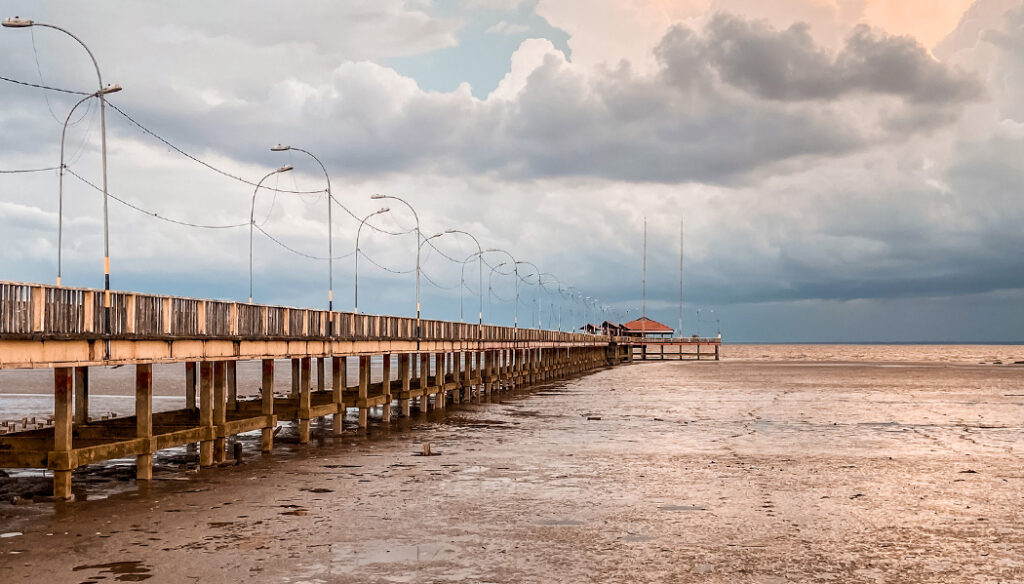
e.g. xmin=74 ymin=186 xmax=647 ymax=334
xmin=2 ymin=0 xmax=1023 ymax=342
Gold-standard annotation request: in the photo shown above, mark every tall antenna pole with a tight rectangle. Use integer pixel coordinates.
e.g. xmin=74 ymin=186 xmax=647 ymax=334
xmin=642 ymin=217 xmax=647 ymax=335
xmin=678 ymin=220 xmax=683 ymax=337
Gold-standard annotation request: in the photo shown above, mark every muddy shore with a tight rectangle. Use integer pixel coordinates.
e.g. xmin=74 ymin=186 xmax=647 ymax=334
xmin=1 ymin=359 xmax=1023 ymax=582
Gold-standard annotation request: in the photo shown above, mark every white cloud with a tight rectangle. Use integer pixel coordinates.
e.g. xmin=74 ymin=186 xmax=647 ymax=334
xmin=486 ymin=20 xmax=531 ymax=35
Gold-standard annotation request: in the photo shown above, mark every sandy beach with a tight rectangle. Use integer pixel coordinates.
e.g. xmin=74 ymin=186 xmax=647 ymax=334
xmin=1 ymin=354 xmax=1024 ymax=582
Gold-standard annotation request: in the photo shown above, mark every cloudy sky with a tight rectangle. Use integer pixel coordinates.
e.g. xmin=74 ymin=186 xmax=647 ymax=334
xmin=2 ymin=0 xmax=1023 ymax=342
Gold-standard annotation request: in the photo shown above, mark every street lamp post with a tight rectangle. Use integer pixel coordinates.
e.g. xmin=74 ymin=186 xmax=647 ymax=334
xmin=354 ymin=208 xmax=390 ymax=314
xmin=5 ymin=16 xmax=116 ymax=347
xmin=486 ymin=249 xmax=520 ymax=337
xmin=370 ymin=195 xmax=420 ymax=335
xmin=270 ymin=145 xmax=333 ymax=327
xmin=249 ymin=165 xmax=293 ymax=303
xmin=57 ymin=84 xmax=122 ymax=286
xmin=515 ymin=260 xmax=541 ymax=329
xmin=446 ymin=229 xmax=483 ymax=339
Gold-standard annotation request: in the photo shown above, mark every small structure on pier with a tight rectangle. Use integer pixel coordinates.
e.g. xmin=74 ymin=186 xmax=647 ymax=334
xmin=621 ymin=317 xmax=674 ymax=338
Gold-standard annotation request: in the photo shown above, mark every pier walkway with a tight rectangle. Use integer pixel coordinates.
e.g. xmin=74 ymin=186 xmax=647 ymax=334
xmin=0 ymin=280 xmax=720 ymax=500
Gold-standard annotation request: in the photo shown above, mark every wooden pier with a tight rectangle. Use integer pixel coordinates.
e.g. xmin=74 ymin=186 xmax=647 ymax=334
xmin=0 ymin=281 xmax=646 ymax=500
xmin=631 ymin=336 xmax=722 ymax=360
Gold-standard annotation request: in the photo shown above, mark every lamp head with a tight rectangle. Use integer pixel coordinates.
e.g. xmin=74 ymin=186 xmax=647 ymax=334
xmin=277 ymin=164 xmax=293 ymax=173
xmin=485 ymin=248 xmax=500 ymax=253
xmin=270 ymin=144 xmax=291 ymax=152
xmin=444 ymin=228 xmax=456 ymax=234
xmin=370 ymin=194 xmax=386 ymax=200
xmin=376 ymin=207 xmax=390 ymax=214
xmin=98 ymin=84 xmax=122 ymax=96
xmin=2 ymin=17 xmax=33 ymax=28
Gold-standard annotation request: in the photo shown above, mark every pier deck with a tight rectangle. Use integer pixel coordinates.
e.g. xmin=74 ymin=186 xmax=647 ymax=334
xmin=0 ymin=280 xmax=697 ymax=500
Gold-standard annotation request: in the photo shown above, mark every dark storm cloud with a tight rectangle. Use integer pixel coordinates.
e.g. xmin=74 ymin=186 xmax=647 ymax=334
xmin=680 ymin=14 xmax=982 ymax=104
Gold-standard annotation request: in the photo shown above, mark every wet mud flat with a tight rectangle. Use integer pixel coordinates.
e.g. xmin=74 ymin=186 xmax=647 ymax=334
xmin=2 ymin=359 xmax=1024 ymax=582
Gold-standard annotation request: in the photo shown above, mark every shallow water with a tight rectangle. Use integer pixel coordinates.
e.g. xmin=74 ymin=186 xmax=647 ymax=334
xmin=1 ymin=352 xmax=1023 ymax=582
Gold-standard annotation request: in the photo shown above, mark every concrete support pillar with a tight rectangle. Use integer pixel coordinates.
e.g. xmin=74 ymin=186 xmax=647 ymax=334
xmin=290 ymin=358 xmax=300 ymax=398
xmin=53 ymin=367 xmax=73 ymax=500
xmin=199 ymin=362 xmax=214 ymax=467
xmin=227 ymin=360 xmax=238 ymax=411
xmin=503 ymin=350 xmax=511 ymax=389
xmin=184 ymin=362 xmax=197 ymax=412
xmin=452 ymin=352 xmax=461 ymax=404
xmin=213 ymin=361 xmax=227 ymax=463
xmin=358 ymin=355 xmax=370 ymax=428
xmin=399 ymin=354 xmax=411 ymax=417
xmin=136 ymin=363 xmax=153 ymax=481
xmin=382 ymin=354 xmax=392 ymax=423
xmin=317 ymin=357 xmax=326 ymax=393
xmin=316 ymin=356 xmax=326 ymax=425
xmin=261 ymin=359 xmax=275 ymax=452
xmin=462 ymin=351 xmax=472 ymax=402
xmin=483 ymin=351 xmax=492 ymax=395
xmin=419 ymin=353 xmax=430 ymax=412
xmin=74 ymin=366 xmax=89 ymax=425
xmin=332 ymin=356 xmax=345 ymax=435
xmin=434 ymin=352 xmax=446 ymax=409
xmin=299 ymin=357 xmax=312 ymax=443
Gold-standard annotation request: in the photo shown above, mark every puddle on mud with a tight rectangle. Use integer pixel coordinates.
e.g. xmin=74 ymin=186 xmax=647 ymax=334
xmin=72 ymin=560 xmax=152 ymax=582
xmin=331 ymin=541 xmax=455 ymax=569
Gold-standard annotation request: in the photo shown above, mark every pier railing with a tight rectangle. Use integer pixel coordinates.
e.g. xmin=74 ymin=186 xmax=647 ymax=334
xmin=0 ymin=281 xmax=604 ymax=343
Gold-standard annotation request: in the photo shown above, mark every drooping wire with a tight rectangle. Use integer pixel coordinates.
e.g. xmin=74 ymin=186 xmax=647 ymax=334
xmin=254 ymin=224 xmax=354 ymax=261
xmin=104 ymin=100 xmax=323 ymax=195
xmin=0 ymin=74 xmax=89 ymax=95
xmin=358 ymin=249 xmax=415 ymax=274
xmin=0 ymin=166 xmax=60 ymax=174
xmin=64 ymin=166 xmax=249 ymax=229
xmin=30 ymin=27 xmax=68 ymax=125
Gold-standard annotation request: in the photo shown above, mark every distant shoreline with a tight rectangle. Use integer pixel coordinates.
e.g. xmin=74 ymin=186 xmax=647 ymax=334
xmin=723 ymin=341 xmax=1024 ymax=346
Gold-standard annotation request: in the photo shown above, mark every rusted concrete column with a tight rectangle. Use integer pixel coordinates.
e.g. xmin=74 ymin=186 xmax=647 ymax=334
xmin=452 ymin=352 xmax=462 ymax=405
xmin=227 ymin=360 xmax=238 ymax=411
xmin=483 ymin=351 xmax=492 ymax=395
xmin=299 ymin=356 xmax=312 ymax=443
xmin=462 ymin=351 xmax=472 ymax=401
xmin=473 ymin=351 xmax=482 ymax=400
xmin=74 ymin=366 xmax=89 ymax=425
xmin=358 ymin=355 xmax=370 ymax=428
xmin=315 ymin=356 xmax=326 ymax=425
xmin=184 ymin=362 xmax=196 ymax=412
xmin=290 ymin=358 xmax=300 ymax=398
xmin=199 ymin=362 xmax=214 ymax=467
xmin=317 ymin=357 xmax=326 ymax=392
xmin=399 ymin=353 xmax=411 ymax=417
xmin=261 ymin=359 xmax=275 ymax=452
xmin=136 ymin=363 xmax=154 ymax=481
xmin=419 ymin=353 xmax=430 ymax=412
xmin=434 ymin=352 xmax=446 ymax=410
xmin=213 ymin=361 xmax=227 ymax=463
xmin=502 ymin=350 xmax=510 ymax=390
xmin=53 ymin=367 xmax=73 ymax=500
xmin=382 ymin=353 xmax=392 ymax=423
xmin=332 ymin=356 xmax=345 ymax=435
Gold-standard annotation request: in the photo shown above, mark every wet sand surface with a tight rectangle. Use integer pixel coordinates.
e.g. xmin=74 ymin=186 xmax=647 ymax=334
xmin=2 ymin=359 xmax=1024 ymax=582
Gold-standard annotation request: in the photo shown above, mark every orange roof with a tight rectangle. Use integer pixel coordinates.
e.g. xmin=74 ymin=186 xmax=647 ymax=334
xmin=622 ymin=317 xmax=673 ymax=333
